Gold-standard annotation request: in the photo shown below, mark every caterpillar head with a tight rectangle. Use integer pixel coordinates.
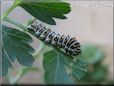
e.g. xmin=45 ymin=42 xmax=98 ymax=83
xmin=68 ymin=41 xmax=81 ymax=56
xmin=27 ymin=25 xmax=33 ymax=30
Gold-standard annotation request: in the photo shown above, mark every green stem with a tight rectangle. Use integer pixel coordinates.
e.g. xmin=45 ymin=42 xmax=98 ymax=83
xmin=33 ymin=42 xmax=45 ymax=58
xmin=4 ymin=17 xmax=27 ymax=30
xmin=10 ymin=68 xmax=23 ymax=84
xmin=1 ymin=0 xmax=21 ymax=20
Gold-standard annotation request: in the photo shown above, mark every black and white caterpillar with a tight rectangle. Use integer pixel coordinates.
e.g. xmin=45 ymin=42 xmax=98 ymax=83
xmin=27 ymin=21 xmax=81 ymax=56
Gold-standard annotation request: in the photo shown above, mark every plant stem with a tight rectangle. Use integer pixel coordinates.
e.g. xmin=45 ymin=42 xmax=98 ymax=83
xmin=1 ymin=0 xmax=21 ymax=20
xmin=4 ymin=17 xmax=27 ymax=30
xmin=10 ymin=68 xmax=23 ymax=84
xmin=33 ymin=42 xmax=45 ymax=58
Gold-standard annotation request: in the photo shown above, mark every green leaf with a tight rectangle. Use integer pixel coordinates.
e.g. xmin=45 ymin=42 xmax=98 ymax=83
xmin=2 ymin=25 xmax=35 ymax=76
xmin=78 ymin=44 xmax=104 ymax=64
xmin=91 ymin=65 xmax=108 ymax=81
xmin=1 ymin=47 xmax=12 ymax=76
xmin=43 ymin=49 xmax=74 ymax=84
xmin=71 ymin=59 xmax=87 ymax=81
xmin=19 ymin=2 xmax=71 ymax=25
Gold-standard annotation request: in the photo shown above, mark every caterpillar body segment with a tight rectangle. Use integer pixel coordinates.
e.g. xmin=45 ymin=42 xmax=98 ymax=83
xmin=27 ymin=22 xmax=81 ymax=56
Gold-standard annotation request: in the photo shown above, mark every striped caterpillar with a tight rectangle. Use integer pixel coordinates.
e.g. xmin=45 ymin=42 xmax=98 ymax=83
xmin=27 ymin=21 xmax=81 ymax=56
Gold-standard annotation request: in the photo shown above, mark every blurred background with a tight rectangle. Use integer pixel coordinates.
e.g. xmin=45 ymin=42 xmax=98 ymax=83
xmin=1 ymin=0 xmax=113 ymax=84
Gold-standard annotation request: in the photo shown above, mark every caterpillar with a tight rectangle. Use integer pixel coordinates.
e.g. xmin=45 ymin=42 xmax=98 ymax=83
xmin=27 ymin=21 xmax=81 ymax=56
